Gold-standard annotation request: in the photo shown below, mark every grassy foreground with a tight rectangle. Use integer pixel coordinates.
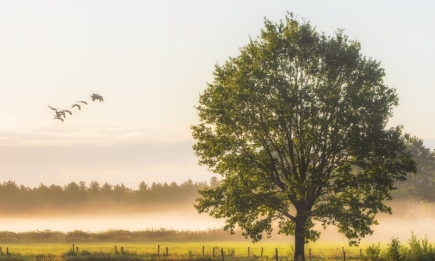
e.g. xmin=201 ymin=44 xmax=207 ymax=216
xmin=0 ymin=241 xmax=367 ymax=260
xmin=0 ymin=234 xmax=433 ymax=260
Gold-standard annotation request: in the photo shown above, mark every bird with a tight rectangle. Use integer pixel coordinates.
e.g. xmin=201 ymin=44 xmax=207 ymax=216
xmin=72 ymin=104 xmax=81 ymax=110
xmin=62 ymin=110 xmax=72 ymax=116
xmin=48 ymin=105 xmax=57 ymax=111
xmin=53 ymin=116 xmax=64 ymax=122
xmin=56 ymin=110 xmax=66 ymax=118
xmin=78 ymin=101 xmax=88 ymax=105
xmin=91 ymin=93 xmax=104 ymax=102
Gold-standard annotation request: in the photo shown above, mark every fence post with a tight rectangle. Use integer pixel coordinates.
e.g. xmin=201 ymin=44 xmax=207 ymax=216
xmin=115 ymin=246 xmax=117 ymax=253
xmin=275 ymin=248 xmax=278 ymax=261
xmin=309 ymin=248 xmax=311 ymax=261
xmin=261 ymin=247 xmax=263 ymax=257
xmin=6 ymin=247 xmax=8 ymax=255
xmin=76 ymin=246 xmax=79 ymax=252
xmin=221 ymin=248 xmax=224 ymax=261
xmin=72 ymin=244 xmax=75 ymax=252
xmin=203 ymin=246 xmax=205 ymax=257
xmin=248 ymin=247 xmax=250 ymax=256
xmin=343 ymin=251 xmax=346 ymax=261
xmin=166 ymin=247 xmax=168 ymax=256
xmin=158 ymin=245 xmax=160 ymax=260
xmin=213 ymin=248 xmax=215 ymax=257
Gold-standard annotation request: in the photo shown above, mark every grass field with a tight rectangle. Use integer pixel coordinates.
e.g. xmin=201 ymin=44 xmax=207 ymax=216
xmin=0 ymin=241 xmax=372 ymax=259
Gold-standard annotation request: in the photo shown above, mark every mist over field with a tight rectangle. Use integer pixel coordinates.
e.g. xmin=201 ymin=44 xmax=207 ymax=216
xmin=0 ymin=176 xmax=434 ymax=243
xmin=0 ymin=196 xmax=433 ymax=243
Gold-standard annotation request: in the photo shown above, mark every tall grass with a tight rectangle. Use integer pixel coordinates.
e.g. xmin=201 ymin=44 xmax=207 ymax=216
xmin=363 ymin=232 xmax=435 ymax=261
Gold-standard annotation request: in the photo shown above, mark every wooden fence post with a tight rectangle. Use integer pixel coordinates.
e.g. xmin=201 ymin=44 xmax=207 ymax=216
xmin=115 ymin=246 xmax=117 ymax=253
xmin=221 ymin=248 xmax=224 ymax=261
xmin=343 ymin=251 xmax=346 ymax=261
xmin=166 ymin=247 xmax=168 ymax=256
xmin=275 ymin=248 xmax=278 ymax=261
xmin=76 ymin=246 xmax=79 ymax=252
xmin=309 ymin=248 xmax=311 ymax=260
xmin=203 ymin=246 xmax=205 ymax=257
xmin=248 ymin=247 xmax=250 ymax=256
xmin=6 ymin=247 xmax=8 ymax=255
xmin=213 ymin=248 xmax=215 ymax=257
xmin=72 ymin=244 xmax=75 ymax=252
xmin=261 ymin=247 xmax=263 ymax=257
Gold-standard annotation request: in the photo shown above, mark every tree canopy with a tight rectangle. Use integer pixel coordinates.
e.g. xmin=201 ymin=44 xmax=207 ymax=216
xmin=191 ymin=13 xmax=416 ymax=260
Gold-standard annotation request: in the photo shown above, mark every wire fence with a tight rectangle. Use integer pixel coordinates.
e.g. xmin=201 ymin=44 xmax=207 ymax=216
xmin=46 ymin=244 xmax=366 ymax=261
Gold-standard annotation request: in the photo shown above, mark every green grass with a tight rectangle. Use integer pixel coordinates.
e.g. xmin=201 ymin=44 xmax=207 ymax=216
xmin=0 ymin=241 xmax=369 ymax=258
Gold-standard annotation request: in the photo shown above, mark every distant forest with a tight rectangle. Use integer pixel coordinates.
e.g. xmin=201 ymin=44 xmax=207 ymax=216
xmin=0 ymin=228 xmax=259 ymax=243
xmin=0 ymin=136 xmax=434 ymax=213
xmin=0 ymin=178 xmax=220 ymax=213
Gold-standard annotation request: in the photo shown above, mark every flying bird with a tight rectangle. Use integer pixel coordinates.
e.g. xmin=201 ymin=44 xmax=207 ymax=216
xmin=78 ymin=101 xmax=88 ymax=105
xmin=48 ymin=105 xmax=57 ymax=111
xmin=91 ymin=93 xmax=104 ymax=102
xmin=72 ymin=104 xmax=81 ymax=110
xmin=56 ymin=110 xmax=66 ymax=118
xmin=53 ymin=116 xmax=64 ymax=122
xmin=62 ymin=110 xmax=72 ymax=116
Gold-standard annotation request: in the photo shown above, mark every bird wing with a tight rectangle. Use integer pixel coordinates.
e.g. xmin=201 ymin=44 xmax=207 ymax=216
xmin=78 ymin=101 xmax=88 ymax=105
xmin=71 ymin=104 xmax=81 ymax=110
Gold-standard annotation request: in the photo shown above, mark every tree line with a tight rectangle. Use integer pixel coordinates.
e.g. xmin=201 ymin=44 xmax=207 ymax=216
xmin=0 ymin=228 xmax=254 ymax=243
xmin=0 ymin=178 xmax=221 ymax=212
xmin=0 ymin=136 xmax=433 ymax=213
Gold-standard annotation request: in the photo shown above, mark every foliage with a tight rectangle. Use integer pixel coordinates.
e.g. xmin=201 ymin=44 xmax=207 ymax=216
xmin=0 ymin=178 xmax=221 ymax=213
xmin=393 ymin=136 xmax=435 ymax=201
xmin=192 ymin=12 xmax=416 ymax=259
xmin=361 ymin=232 xmax=435 ymax=261
xmin=384 ymin=237 xmax=402 ymax=261
xmin=363 ymin=243 xmax=382 ymax=261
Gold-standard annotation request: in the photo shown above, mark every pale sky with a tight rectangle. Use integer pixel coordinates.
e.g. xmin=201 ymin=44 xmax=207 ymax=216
xmin=1 ymin=0 xmax=435 ymax=188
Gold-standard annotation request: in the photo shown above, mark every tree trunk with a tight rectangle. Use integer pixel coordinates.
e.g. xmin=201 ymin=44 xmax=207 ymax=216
xmin=294 ymin=217 xmax=306 ymax=261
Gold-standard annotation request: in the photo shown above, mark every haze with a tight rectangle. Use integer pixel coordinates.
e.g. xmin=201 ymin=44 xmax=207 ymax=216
xmin=1 ymin=0 xmax=435 ymax=243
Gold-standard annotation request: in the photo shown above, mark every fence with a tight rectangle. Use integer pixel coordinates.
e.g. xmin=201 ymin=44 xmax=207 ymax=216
xmin=0 ymin=244 xmax=362 ymax=261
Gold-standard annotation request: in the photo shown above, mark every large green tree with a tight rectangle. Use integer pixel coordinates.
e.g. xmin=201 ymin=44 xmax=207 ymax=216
xmin=191 ymin=14 xmax=416 ymax=260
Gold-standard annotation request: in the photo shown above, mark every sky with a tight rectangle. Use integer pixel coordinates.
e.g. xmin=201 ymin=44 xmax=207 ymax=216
xmin=1 ymin=0 xmax=435 ymax=189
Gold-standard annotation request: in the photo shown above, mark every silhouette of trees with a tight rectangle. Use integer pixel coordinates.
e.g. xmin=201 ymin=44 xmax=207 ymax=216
xmin=0 ymin=178 xmax=219 ymax=212
xmin=0 ymin=165 xmax=433 ymax=215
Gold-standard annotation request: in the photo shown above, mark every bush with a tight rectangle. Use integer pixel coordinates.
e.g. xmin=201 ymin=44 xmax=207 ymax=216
xmin=363 ymin=243 xmax=383 ymax=261
xmin=385 ymin=237 xmax=402 ymax=261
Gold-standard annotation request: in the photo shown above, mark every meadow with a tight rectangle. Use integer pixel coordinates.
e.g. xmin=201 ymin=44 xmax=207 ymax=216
xmin=0 ymin=234 xmax=433 ymax=260
xmin=0 ymin=241 xmax=388 ymax=261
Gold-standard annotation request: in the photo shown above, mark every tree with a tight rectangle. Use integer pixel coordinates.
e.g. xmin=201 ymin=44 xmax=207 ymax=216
xmin=191 ymin=13 xmax=416 ymax=260
xmin=395 ymin=136 xmax=435 ymax=200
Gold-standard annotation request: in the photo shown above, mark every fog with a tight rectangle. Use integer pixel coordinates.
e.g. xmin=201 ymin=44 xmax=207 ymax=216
xmin=0 ymin=200 xmax=434 ymax=243
xmin=0 ymin=208 xmax=224 ymax=232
